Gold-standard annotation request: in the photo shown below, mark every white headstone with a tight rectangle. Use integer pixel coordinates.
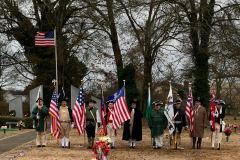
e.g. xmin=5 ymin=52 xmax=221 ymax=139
xmin=71 ymin=85 xmax=79 ymax=108
xmin=9 ymin=96 xmax=23 ymax=118
xmin=30 ymin=85 xmax=43 ymax=114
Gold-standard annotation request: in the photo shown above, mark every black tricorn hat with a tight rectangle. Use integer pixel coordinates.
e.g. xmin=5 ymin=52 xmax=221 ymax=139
xmin=194 ymin=97 xmax=202 ymax=103
xmin=88 ymin=99 xmax=97 ymax=104
xmin=131 ymin=98 xmax=138 ymax=104
xmin=36 ymin=97 xmax=43 ymax=102
xmin=175 ymin=99 xmax=182 ymax=104
xmin=218 ymin=100 xmax=226 ymax=105
xmin=106 ymin=100 xmax=114 ymax=104
xmin=60 ymin=97 xmax=69 ymax=102
xmin=153 ymin=100 xmax=163 ymax=106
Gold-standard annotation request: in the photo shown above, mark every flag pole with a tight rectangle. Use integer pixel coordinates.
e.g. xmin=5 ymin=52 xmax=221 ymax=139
xmin=100 ymin=83 xmax=107 ymax=135
xmin=147 ymin=82 xmax=153 ymax=147
xmin=54 ymin=28 xmax=58 ymax=94
xmin=123 ymin=80 xmax=126 ymax=99
xmin=168 ymin=80 xmax=172 ymax=147
xmin=81 ymin=80 xmax=86 ymax=147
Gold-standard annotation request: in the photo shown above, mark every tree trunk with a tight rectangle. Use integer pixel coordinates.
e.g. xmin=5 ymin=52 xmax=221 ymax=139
xmin=106 ymin=0 xmax=123 ymax=87
xmin=141 ymin=54 xmax=152 ymax=112
xmin=192 ymin=52 xmax=210 ymax=108
xmin=216 ymin=78 xmax=223 ymax=99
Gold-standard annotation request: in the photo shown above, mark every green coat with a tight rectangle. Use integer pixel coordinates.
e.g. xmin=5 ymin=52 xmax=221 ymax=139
xmin=149 ymin=108 xmax=168 ymax=137
xmin=31 ymin=105 xmax=48 ymax=132
xmin=86 ymin=106 xmax=97 ymax=121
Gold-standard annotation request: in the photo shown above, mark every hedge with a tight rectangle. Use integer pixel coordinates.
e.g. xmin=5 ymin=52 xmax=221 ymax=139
xmin=0 ymin=116 xmax=33 ymax=129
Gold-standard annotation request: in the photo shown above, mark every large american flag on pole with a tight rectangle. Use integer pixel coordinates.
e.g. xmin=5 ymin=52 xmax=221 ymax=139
xmin=35 ymin=31 xmax=55 ymax=46
xmin=185 ymin=84 xmax=194 ymax=132
xmin=72 ymin=87 xmax=86 ymax=135
xmin=112 ymin=87 xmax=130 ymax=129
xmin=49 ymin=89 xmax=60 ymax=139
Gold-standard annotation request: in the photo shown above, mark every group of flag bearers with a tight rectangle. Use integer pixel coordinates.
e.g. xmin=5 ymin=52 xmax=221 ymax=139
xmin=32 ymin=30 xmax=227 ymax=152
xmin=31 ymin=84 xmax=226 ymax=152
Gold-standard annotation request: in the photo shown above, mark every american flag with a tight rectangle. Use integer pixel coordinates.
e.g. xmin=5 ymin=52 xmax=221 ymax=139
xmin=210 ymin=89 xmax=216 ymax=131
xmin=112 ymin=87 xmax=130 ymax=129
xmin=185 ymin=85 xmax=194 ymax=132
xmin=72 ymin=87 xmax=86 ymax=135
xmin=49 ymin=89 xmax=60 ymax=138
xmin=35 ymin=31 xmax=55 ymax=46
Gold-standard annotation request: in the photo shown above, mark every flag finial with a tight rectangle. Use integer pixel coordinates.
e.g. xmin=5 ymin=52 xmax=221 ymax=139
xmin=52 ymin=79 xmax=57 ymax=86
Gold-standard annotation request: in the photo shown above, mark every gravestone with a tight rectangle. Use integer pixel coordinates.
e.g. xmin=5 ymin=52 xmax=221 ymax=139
xmin=71 ymin=85 xmax=79 ymax=109
xmin=29 ymin=85 xmax=43 ymax=114
xmin=9 ymin=96 xmax=23 ymax=118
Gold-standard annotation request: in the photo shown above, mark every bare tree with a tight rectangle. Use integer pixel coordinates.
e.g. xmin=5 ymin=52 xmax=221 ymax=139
xmin=168 ymin=0 xmax=240 ymax=107
xmin=81 ymin=0 xmax=124 ymax=87
xmin=116 ymin=0 xmax=180 ymax=110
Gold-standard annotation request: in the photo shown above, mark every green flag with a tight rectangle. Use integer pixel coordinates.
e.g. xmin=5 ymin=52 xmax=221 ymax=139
xmin=145 ymin=83 xmax=152 ymax=127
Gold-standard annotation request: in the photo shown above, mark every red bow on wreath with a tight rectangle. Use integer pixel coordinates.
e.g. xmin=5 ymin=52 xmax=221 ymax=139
xmin=92 ymin=141 xmax=111 ymax=156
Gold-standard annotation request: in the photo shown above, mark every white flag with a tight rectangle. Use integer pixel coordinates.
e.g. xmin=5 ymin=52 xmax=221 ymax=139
xmin=164 ymin=82 xmax=175 ymax=135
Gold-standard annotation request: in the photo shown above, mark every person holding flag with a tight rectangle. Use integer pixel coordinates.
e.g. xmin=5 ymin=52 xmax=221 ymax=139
xmin=49 ymin=88 xmax=61 ymax=141
xmin=171 ymin=99 xmax=187 ymax=149
xmin=58 ymin=97 xmax=74 ymax=148
xmin=122 ymin=99 xmax=143 ymax=148
xmin=105 ymin=87 xmax=131 ymax=149
xmin=149 ymin=100 xmax=168 ymax=149
xmin=164 ymin=81 xmax=175 ymax=147
xmin=210 ymin=100 xmax=226 ymax=150
xmin=85 ymin=99 xmax=101 ymax=149
xmin=105 ymin=98 xmax=116 ymax=149
xmin=31 ymin=97 xmax=49 ymax=147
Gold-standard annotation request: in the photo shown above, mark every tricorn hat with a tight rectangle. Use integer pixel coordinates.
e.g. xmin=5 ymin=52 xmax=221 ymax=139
xmin=218 ymin=100 xmax=225 ymax=105
xmin=106 ymin=95 xmax=114 ymax=105
xmin=153 ymin=100 xmax=163 ymax=106
xmin=194 ymin=97 xmax=202 ymax=103
xmin=175 ymin=99 xmax=182 ymax=104
xmin=88 ymin=99 xmax=97 ymax=104
xmin=131 ymin=98 xmax=138 ymax=104
xmin=106 ymin=100 xmax=114 ymax=104
xmin=60 ymin=97 xmax=69 ymax=103
xmin=36 ymin=97 xmax=43 ymax=102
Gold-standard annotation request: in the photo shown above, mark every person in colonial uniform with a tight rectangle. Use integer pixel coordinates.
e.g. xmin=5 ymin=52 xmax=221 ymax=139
xmin=86 ymin=99 xmax=101 ymax=149
xmin=122 ymin=99 xmax=143 ymax=148
xmin=149 ymin=101 xmax=168 ymax=149
xmin=172 ymin=99 xmax=187 ymax=149
xmin=191 ymin=97 xmax=207 ymax=149
xmin=105 ymin=99 xmax=116 ymax=149
xmin=31 ymin=97 xmax=48 ymax=147
xmin=59 ymin=98 xmax=74 ymax=148
xmin=210 ymin=100 xmax=226 ymax=150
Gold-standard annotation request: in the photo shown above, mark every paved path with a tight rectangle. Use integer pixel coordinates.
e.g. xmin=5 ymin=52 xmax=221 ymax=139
xmin=0 ymin=130 xmax=35 ymax=154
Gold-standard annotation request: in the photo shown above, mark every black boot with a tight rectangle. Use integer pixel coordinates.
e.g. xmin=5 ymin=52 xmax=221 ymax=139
xmin=192 ymin=137 xmax=196 ymax=149
xmin=197 ymin=138 xmax=202 ymax=149
xmin=218 ymin=143 xmax=220 ymax=150
xmin=92 ymin=137 xmax=95 ymax=148
xmin=87 ymin=137 xmax=92 ymax=149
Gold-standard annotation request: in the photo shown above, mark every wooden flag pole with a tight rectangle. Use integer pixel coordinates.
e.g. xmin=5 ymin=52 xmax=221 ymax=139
xmin=54 ymin=29 xmax=58 ymax=94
